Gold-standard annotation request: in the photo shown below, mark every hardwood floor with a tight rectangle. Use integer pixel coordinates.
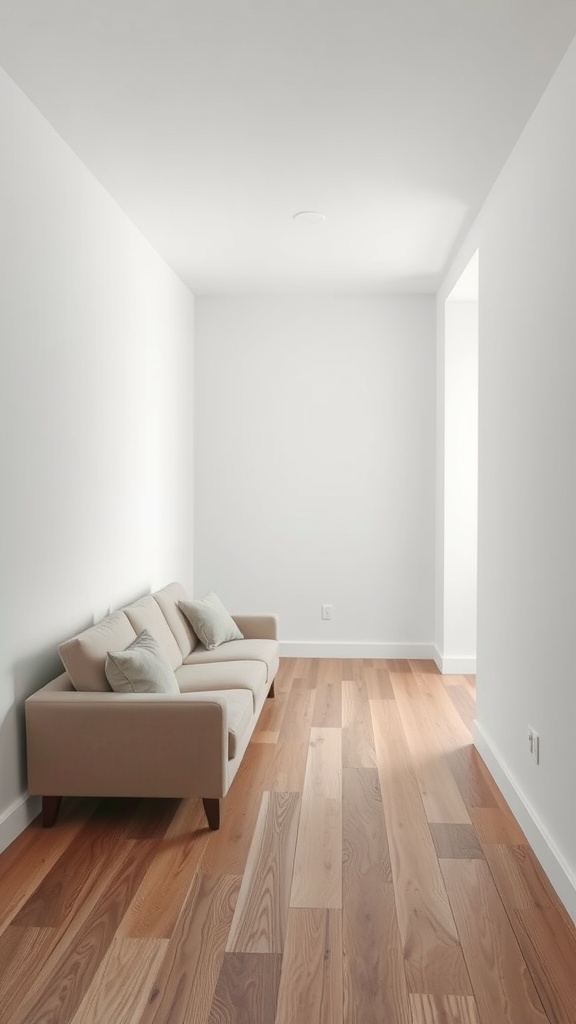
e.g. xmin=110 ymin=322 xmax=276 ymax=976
xmin=1 ymin=658 xmax=575 ymax=1023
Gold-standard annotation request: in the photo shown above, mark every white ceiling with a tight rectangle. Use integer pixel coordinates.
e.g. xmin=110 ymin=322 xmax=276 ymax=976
xmin=0 ymin=1 xmax=575 ymax=295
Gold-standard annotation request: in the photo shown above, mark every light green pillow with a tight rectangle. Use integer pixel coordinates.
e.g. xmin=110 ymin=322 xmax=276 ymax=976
xmin=105 ymin=629 xmax=180 ymax=694
xmin=179 ymin=592 xmax=244 ymax=650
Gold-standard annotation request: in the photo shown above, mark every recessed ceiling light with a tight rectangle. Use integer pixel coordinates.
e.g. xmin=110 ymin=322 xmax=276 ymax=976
xmin=293 ymin=210 xmax=326 ymax=225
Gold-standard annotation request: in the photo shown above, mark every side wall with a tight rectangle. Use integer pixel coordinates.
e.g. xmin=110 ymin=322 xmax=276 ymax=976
xmin=0 ymin=68 xmax=195 ymax=852
xmin=194 ymin=295 xmax=436 ymax=657
xmin=438 ymin=39 xmax=576 ymax=920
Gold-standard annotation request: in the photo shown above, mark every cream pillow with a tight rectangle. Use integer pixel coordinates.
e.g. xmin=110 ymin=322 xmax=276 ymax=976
xmin=105 ymin=630 xmax=180 ymax=694
xmin=179 ymin=592 xmax=243 ymax=650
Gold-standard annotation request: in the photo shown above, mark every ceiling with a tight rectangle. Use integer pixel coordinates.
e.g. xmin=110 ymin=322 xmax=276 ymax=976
xmin=0 ymin=1 xmax=575 ymax=295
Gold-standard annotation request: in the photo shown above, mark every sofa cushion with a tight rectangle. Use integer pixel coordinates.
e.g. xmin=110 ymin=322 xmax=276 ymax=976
xmin=153 ymin=581 xmax=198 ymax=658
xmin=221 ymin=689 xmax=254 ymax=759
xmin=58 ymin=612 xmax=137 ymax=692
xmin=105 ymin=630 xmax=180 ymax=695
xmin=179 ymin=593 xmax=243 ymax=650
xmin=183 ymin=639 xmax=279 ymax=686
xmin=176 ymin=659 xmax=267 ymax=712
xmin=123 ymin=595 xmax=183 ymax=670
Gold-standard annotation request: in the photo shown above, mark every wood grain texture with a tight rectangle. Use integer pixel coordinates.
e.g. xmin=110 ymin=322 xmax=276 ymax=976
xmin=342 ymin=679 xmax=376 ymax=768
xmin=290 ymin=728 xmax=342 ymax=909
xmin=471 ymin=806 xmax=525 ymax=845
xmin=10 ymin=838 xmax=159 ymax=1024
xmin=391 ymin=672 xmax=471 ymax=824
xmin=364 ymin=664 xmax=395 ymax=699
xmin=270 ymin=678 xmax=315 ymax=792
xmin=312 ymin=658 xmax=343 ymax=727
xmin=483 ymin=844 xmax=553 ymax=912
xmin=275 ymin=909 xmax=342 ymax=1024
xmin=227 ymin=791 xmax=300 ymax=952
xmin=69 ymin=937 xmax=168 ymax=1024
xmin=429 ymin=823 xmax=485 ymax=861
xmin=343 ymin=768 xmax=408 ymax=1024
xmin=138 ymin=872 xmax=241 ymax=1024
xmin=208 ymin=952 xmax=282 ymax=1024
xmin=441 ymin=858 xmax=549 ymax=1024
xmin=201 ymin=742 xmax=275 ymax=876
xmin=409 ymin=993 xmax=480 ymax=1023
xmin=251 ymin=730 xmax=279 ymax=744
xmin=370 ymin=699 xmax=472 ymax=995
xmin=512 ymin=905 xmax=576 ymax=1024
xmin=446 ymin=685 xmax=476 ymax=732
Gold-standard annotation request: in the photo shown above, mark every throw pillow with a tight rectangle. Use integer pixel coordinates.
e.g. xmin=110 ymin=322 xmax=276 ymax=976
xmin=179 ymin=592 xmax=244 ymax=650
xmin=105 ymin=629 xmax=180 ymax=694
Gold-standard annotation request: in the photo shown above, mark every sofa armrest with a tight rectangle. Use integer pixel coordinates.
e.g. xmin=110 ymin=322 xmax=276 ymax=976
xmin=25 ymin=690 xmax=230 ymax=800
xmin=232 ymin=614 xmax=279 ymax=641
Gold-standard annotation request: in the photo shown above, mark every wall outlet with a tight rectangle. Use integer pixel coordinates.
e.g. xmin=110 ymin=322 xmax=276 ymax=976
xmin=321 ymin=603 xmax=333 ymax=620
xmin=528 ymin=727 xmax=540 ymax=764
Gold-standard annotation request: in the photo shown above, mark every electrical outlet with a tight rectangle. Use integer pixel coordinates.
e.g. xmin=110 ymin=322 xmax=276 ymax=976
xmin=321 ymin=603 xmax=333 ymax=621
xmin=528 ymin=727 xmax=540 ymax=764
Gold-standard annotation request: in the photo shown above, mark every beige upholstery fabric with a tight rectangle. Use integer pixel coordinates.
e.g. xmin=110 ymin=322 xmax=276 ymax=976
xmin=222 ymin=689 xmax=253 ymax=758
xmin=180 ymin=593 xmax=243 ymax=650
xmin=176 ymin=659 xmax=267 ymax=711
xmin=123 ymin=595 xmax=183 ymax=670
xmin=184 ymin=638 xmax=279 ymax=685
xmin=231 ymin=614 xmax=279 ymax=641
xmin=58 ymin=612 xmax=137 ymax=692
xmin=105 ymin=630 xmax=179 ymax=694
xmin=153 ymin=581 xmax=198 ymax=658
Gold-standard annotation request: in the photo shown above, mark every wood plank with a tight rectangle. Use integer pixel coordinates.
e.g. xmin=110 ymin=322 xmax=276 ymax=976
xmin=201 ymin=742 xmax=275 ymax=876
xmin=10 ymin=838 xmax=159 ymax=1024
xmin=391 ymin=672 xmax=471 ymax=824
xmin=208 ymin=952 xmax=282 ymax=1024
xmin=227 ymin=791 xmax=301 ymax=953
xmin=0 ymin=798 xmax=89 ymax=936
xmin=446 ymin=685 xmax=476 ymax=732
xmin=513 ymin=905 xmax=576 ymax=1024
xmin=471 ymin=806 xmax=525 ymax=845
xmin=483 ymin=844 xmax=553 ymax=912
xmin=138 ymin=872 xmax=241 ymax=1024
xmin=274 ymin=909 xmax=342 ymax=1024
xmin=270 ymin=680 xmax=315 ymax=792
xmin=409 ymin=993 xmax=480 ymax=1023
xmin=342 ymin=679 xmax=376 ymax=768
xmin=290 ymin=728 xmax=342 ymax=909
xmin=364 ymin=664 xmax=395 ymax=699
xmin=370 ymin=699 xmax=472 ymax=995
xmin=251 ymin=730 xmax=279 ymax=744
xmin=312 ymin=658 xmax=343 ymax=727
xmin=118 ymin=799 xmax=210 ymax=939
xmin=69 ymin=937 xmax=168 ymax=1024
xmin=440 ymin=858 xmax=548 ymax=1024
xmin=429 ymin=824 xmax=485 ymax=861
xmin=343 ymin=767 xmax=408 ymax=1024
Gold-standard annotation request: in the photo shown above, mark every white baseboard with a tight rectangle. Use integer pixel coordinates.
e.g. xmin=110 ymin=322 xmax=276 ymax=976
xmin=279 ymin=641 xmax=436 ymax=659
xmin=433 ymin=648 xmax=476 ymax=674
xmin=0 ymin=793 xmax=41 ymax=856
xmin=474 ymin=721 xmax=576 ymax=925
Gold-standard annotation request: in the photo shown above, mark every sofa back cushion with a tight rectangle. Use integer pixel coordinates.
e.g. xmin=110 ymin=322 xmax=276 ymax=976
xmin=123 ymin=595 xmax=183 ymax=669
xmin=58 ymin=612 xmax=137 ymax=692
xmin=153 ymin=582 xmax=198 ymax=658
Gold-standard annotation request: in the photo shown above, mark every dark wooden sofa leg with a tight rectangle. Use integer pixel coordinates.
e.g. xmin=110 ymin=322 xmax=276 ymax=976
xmin=268 ymin=680 xmax=275 ymax=698
xmin=42 ymin=796 xmax=62 ymax=828
xmin=202 ymin=798 xmax=220 ymax=831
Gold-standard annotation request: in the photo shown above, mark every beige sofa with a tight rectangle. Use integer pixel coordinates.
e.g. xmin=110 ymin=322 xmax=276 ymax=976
xmin=25 ymin=582 xmax=279 ymax=830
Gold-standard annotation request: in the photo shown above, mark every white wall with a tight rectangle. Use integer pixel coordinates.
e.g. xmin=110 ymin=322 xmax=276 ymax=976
xmin=0 ymin=67 xmax=195 ymax=852
xmin=195 ymin=295 xmax=436 ymax=656
xmin=438 ymin=38 xmax=576 ymax=920
xmin=441 ymin=300 xmax=478 ymax=669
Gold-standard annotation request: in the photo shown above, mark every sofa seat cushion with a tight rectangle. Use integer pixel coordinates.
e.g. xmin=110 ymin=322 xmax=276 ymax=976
xmin=218 ymin=689 xmax=254 ymax=759
xmin=59 ymin=612 xmax=138 ymax=692
xmin=183 ymin=639 xmax=279 ymax=685
xmin=175 ymin=660 xmax=267 ymax=712
xmin=123 ymin=596 xmax=183 ymax=670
